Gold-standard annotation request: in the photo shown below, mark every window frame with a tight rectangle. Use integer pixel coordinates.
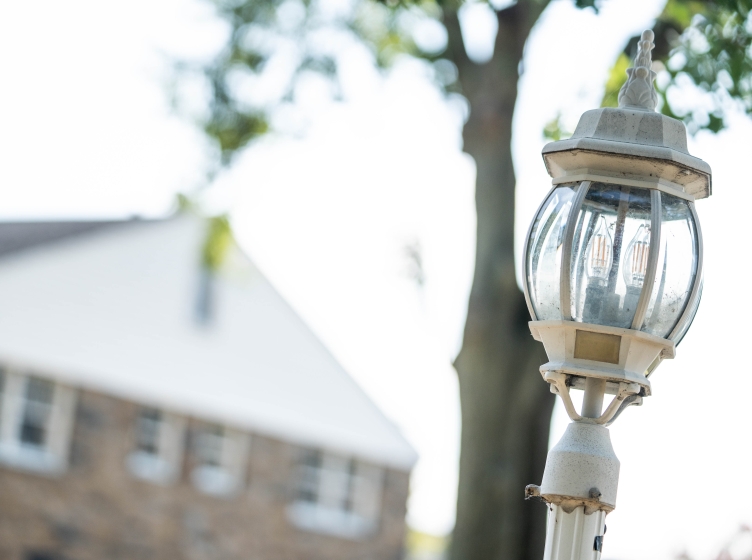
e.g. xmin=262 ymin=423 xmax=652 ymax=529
xmin=190 ymin=421 xmax=250 ymax=497
xmin=287 ymin=449 xmax=384 ymax=539
xmin=126 ymin=406 xmax=186 ymax=485
xmin=0 ymin=366 xmax=77 ymax=475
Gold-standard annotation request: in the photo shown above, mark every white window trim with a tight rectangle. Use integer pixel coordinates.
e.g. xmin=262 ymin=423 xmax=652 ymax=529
xmin=0 ymin=369 xmax=77 ymax=475
xmin=287 ymin=451 xmax=384 ymax=540
xmin=190 ymin=424 xmax=250 ymax=497
xmin=127 ymin=408 xmax=186 ymax=485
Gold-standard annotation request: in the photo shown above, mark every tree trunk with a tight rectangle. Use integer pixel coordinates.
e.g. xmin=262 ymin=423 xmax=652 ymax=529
xmin=446 ymin=3 xmax=555 ymax=559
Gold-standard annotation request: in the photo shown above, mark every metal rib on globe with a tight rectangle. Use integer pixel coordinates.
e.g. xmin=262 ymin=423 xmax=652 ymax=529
xmin=523 ymin=30 xmax=711 ymax=560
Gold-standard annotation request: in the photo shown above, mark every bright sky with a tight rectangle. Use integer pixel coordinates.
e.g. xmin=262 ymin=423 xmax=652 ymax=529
xmin=2 ymin=0 xmax=752 ymax=559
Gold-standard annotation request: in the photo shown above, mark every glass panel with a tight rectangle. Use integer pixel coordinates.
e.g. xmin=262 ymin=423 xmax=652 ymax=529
xmin=20 ymin=377 xmax=54 ymax=447
xmin=672 ymin=281 xmax=703 ymax=345
xmin=297 ymin=449 xmax=322 ymax=503
xmin=195 ymin=424 xmax=224 ymax=467
xmin=349 ymin=463 xmax=383 ymax=520
xmin=527 ymin=184 xmax=578 ymax=320
xmin=641 ymin=194 xmax=699 ymax=338
xmin=318 ymin=454 xmax=351 ymax=510
xmin=569 ymin=183 xmax=652 ymax=329
xmin=135 ymin=408 xmax=161 ymax=455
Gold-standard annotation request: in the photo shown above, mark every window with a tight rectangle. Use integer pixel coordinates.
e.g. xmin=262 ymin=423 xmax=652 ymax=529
xmin=296 ymin=449 xmax=322 ymax=504
xmin=0 ymin=368 xmax=77 ymax=474
xmin=20 ymin=378 xmax=54 ymax=447
xmin=135 ymin=408 xmax=161 ymax=455
xmin=190 ymin=422 xmax=249 ymax=497
xmin=288 ymin=449 xmax=384 ymax=539
xmin=126 ymin=407 xmax=185 ymax=485
xmin=195 ymin=423 xmax=224 ymax=467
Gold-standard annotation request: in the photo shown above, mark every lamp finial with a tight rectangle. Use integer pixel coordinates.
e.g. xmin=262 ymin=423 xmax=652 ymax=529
xmin=618 ymin=30 xmax=658 ymax=112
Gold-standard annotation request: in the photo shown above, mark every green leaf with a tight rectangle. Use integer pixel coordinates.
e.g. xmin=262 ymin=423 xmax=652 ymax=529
xmin=601 ymin=53 xmax=631 ymax=108
xmin=574 ymin=0 xmax=599 ymax=13
xmin=175 ymin=193 xmax=196 ymax=213
xmin=202 ymin=215 xmax=235 ymax=271
xmin=204 ymin=108 xmax=268 ymax=163
xmin=707 ymin=113 xmax=725 ymax=132
xmin=640 ymin=0 xmax=752 ymax=135
xmin=543 ymin=114 xmax=571 ymax=142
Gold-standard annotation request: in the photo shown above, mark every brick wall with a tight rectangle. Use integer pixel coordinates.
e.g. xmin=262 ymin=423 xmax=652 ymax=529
xmin=0 ymin=390 xmax=410 ymax=560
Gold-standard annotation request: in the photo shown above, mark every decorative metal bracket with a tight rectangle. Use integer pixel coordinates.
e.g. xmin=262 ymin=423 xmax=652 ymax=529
xmin=545 ymin=371 xmax=642 ymax=425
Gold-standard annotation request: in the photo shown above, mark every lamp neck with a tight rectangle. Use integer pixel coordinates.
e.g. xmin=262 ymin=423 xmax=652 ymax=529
xmin=582 ymin=377 xmax=606 ymax=419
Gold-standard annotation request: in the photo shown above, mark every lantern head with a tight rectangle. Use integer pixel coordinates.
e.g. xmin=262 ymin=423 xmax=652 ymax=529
xmin=523 ymin=31 xmax=711 ymax=423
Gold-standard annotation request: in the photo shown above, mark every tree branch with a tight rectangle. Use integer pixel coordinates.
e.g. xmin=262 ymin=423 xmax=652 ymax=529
xmin=443 ymin=9 xmax=471 ymax=73
xmin=496 ymin=0 xmax=553 ymax=55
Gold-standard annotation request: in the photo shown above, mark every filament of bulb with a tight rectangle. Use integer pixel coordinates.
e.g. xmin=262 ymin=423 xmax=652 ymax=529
xmin=629 ymin=240 xmax=649 ymax=287
xmin=590 ymin=236 xmax=610 ymax=278
xmin=585 ymin=216 xmax=613 ymax=281
xmin=624 ymin=224 xmax=651 ymax=289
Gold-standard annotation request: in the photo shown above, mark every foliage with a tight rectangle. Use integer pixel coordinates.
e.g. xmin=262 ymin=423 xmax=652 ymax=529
xmin=601 ymin=53 xmax=631 ymax=108
xmin=175 ymin=193 xmax=235 ymax=272
xmin=201 ymin=214 xmax=235 ymax=271
xmin=663 ymin=0 xmax=752 ymax=132
xmin=543 ymin=113 xmax=571 ymax=142
xmin=598 ymin=0 xmax=752 ymax=134
xmin=574 ymin=0 xmax=600 ymax=11
xmin=195 ymin=0 xmax=752 ymax=153
xmin=175 ymin=192 xmax=196 ymax=213
xmin=185 ymin=0 xmax=448 ymax=163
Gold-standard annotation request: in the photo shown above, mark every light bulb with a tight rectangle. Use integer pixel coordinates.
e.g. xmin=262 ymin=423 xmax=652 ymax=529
xmin=623 ymin=224 xmax=651 ymax=289
xmin=585 ymin=216 xmax=613 ymax=282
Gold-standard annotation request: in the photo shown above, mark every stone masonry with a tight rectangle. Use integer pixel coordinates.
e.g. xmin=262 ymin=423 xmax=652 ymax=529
xmin=0 ymin=389 xmax=410 ymax=560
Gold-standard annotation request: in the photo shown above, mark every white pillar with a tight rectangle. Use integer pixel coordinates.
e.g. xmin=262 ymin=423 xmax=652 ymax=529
xmin=543 ymin=505 xmax=606 ymax=560
xmin=534 ymin=422 xmax=619 ymax=560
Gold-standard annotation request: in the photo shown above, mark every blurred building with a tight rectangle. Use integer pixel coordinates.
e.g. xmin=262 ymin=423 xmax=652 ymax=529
xmin=0 ymin=217 xmax=417 ymax=560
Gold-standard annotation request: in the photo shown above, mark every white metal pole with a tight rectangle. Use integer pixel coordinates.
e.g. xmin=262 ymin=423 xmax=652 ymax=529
xmin=543 ymin=505 xmax=606 ymax=560
xmin=533 ymin=382 xmax=617 ymax=560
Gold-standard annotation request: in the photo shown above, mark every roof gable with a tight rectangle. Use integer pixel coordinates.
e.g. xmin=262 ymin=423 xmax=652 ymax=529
xmin=0 ymin=220 xmax=140 ymax=259
xmin=0 ymin=217 xmax=417 ymax=470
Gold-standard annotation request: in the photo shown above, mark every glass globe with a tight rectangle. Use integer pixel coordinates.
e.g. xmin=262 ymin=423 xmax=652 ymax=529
xmin=525 ymin=181 xmax=701 ymax=342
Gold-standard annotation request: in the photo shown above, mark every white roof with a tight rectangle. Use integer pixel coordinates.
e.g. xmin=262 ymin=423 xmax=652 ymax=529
xmin=0 ymin=217 xmax=417 ymax=471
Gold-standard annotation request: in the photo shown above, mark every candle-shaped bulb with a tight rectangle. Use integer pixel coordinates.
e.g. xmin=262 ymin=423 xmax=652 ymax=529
xmin=585 ymin=216 xmax=613 ymax=282
xmin=623 ymin=224 xmax=651 ymax=289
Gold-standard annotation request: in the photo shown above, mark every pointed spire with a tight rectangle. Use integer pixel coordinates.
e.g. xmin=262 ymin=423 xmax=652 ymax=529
xmin=618 ymin=30 xmax=659 ymax=112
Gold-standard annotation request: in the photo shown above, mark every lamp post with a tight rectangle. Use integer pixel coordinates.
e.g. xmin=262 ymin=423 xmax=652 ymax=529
xmin=522 ymin=30 xmax=711 ymax=560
